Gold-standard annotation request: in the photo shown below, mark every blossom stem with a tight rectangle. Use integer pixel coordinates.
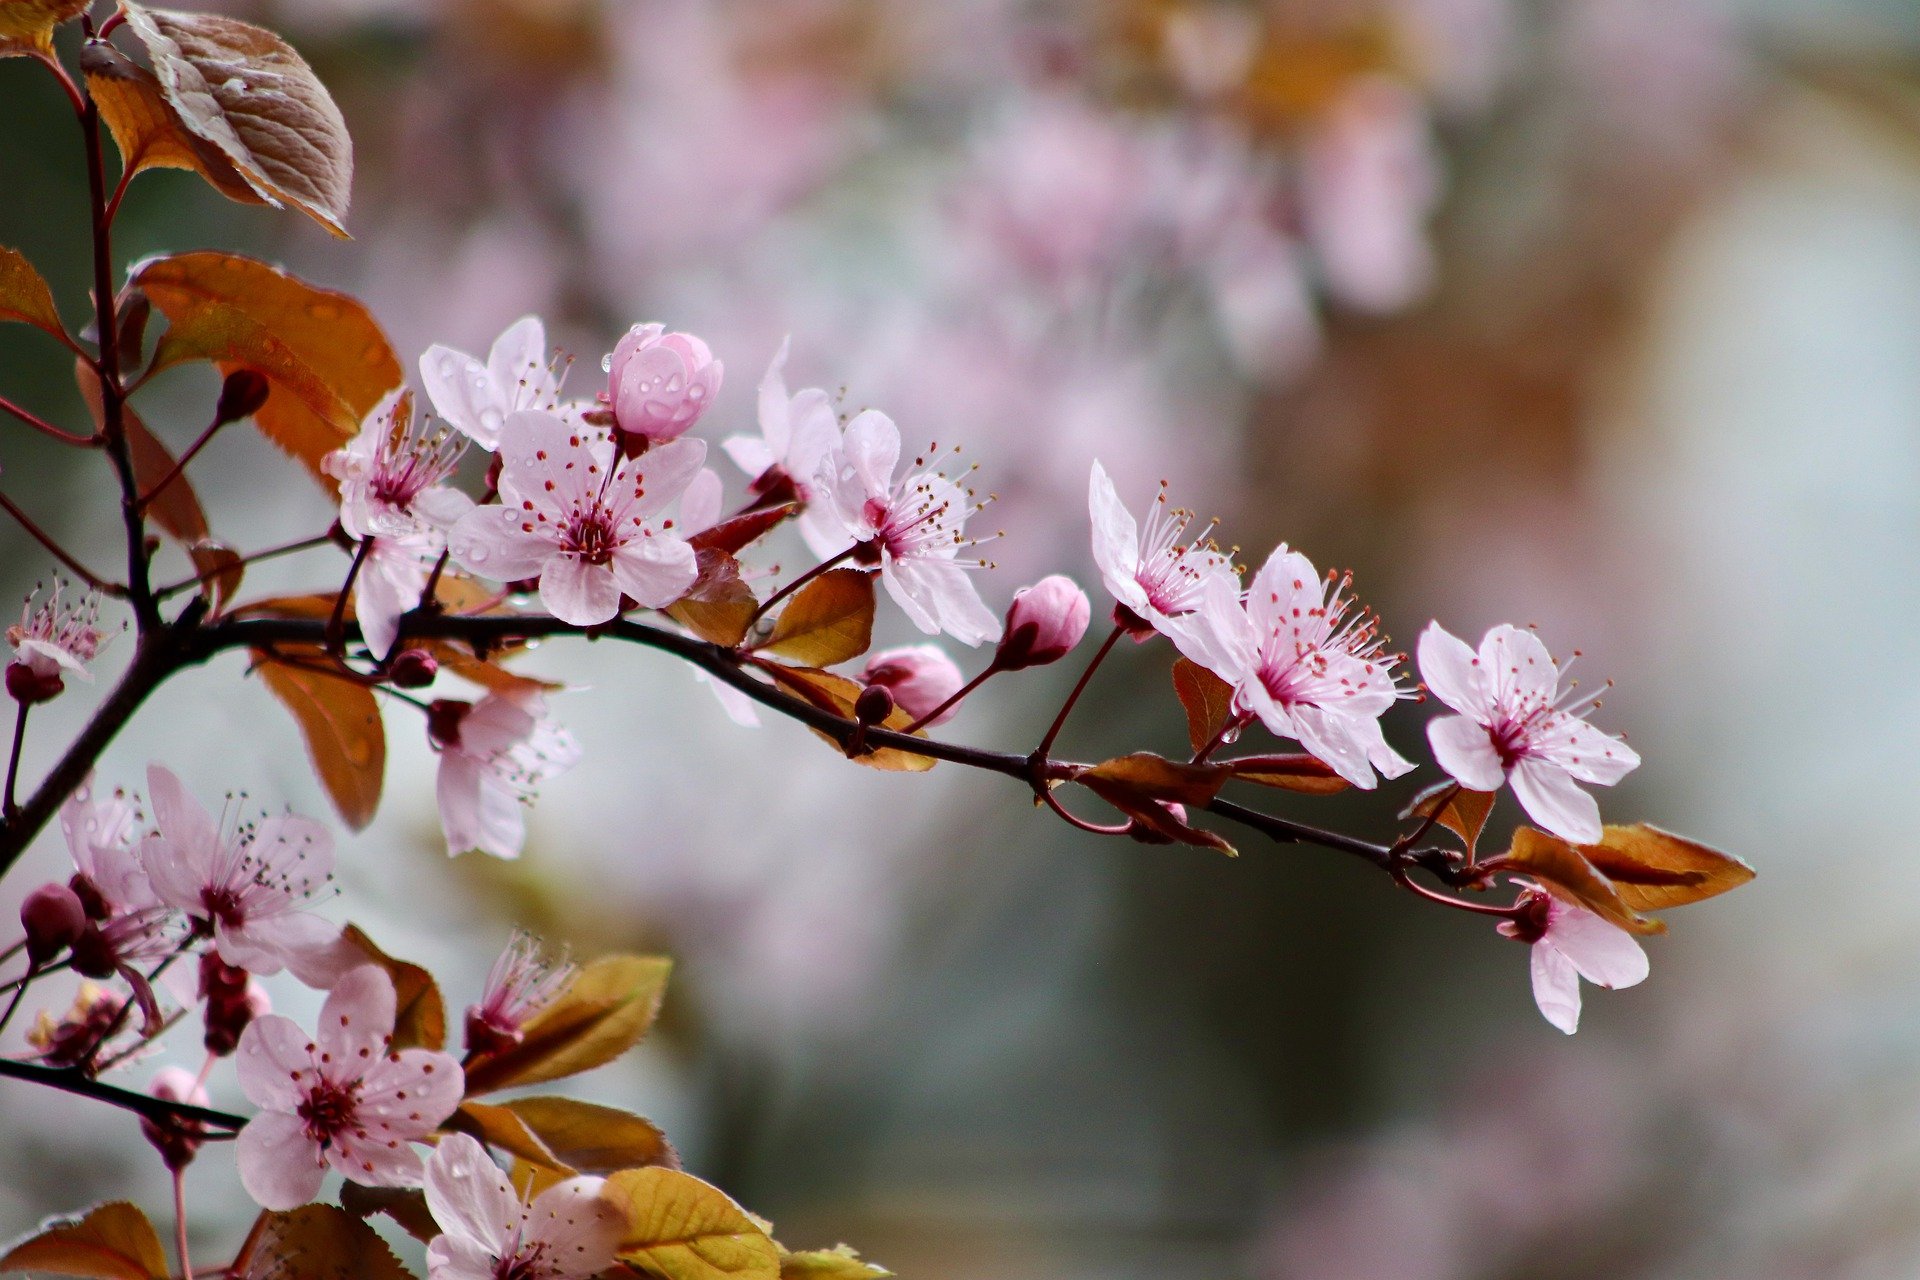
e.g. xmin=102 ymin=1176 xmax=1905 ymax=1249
xmin=1190 ymin=714 xmax=1248 ymax=766
xmin=171 ymin=1169 xmax=192 ymax=1280
xmin=4 ymin=703 xmax=28 ymax=820
xmin=326 ymin=540 xmax=373 ymax=658
xmin=1031 ymin=621 xmax=1125 ymax=761
xmin=0 ymin=489 xmax=125 ymax=595
xmin=1037 ymin=784 xmax=1135 ymax=836
xmin=1391 ymin=868 xmax=1523 ymax=918
xmin=747 ymin=545 xmax=859 ymax=627
xmin=0 ymin=394 xmax=96 ymax=446
xmin=0 ymin=958 xmax=68 ymax=995
xmin=152 ymin=533 xmax=339 ymax=602
xmin=134 ymin=412 xmax=229 ymax=514
xmin=0 ymin=971 xmax=30 ymax=1039
xmin=900 ymin=663 xmax=1000 ymax=734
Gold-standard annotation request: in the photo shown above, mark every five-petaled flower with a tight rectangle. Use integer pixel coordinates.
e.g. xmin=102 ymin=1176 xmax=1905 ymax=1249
xmin=234 ymin=965 xmax=464 ymax=1210
xmin=465 ymin=930 xmax=574 ymax=1055
xmin=59 ymin=774 xmax=150 ymax=920
xmin=7 ymin=579 xmax=108 ymax=703
xmin=424 ymin=1132 xmax=623 ymax=1280
xmin=1178 ymin=546 xmax=1413 ymax=789
xmin=812 ymin=410 xmax=1001 ymax=646
xmin=1417 ymin=623 xmax=1640 ymax=844
xmin=355 ymin=532 xmax=446 ymax=660
xmin=429 ymin=692 xmax=582 ymax=860
xmin=722 ymin=338 xmax=843 ymax=549
xmin=448 ymin=412 xmax=703 ymax=626
xmin=137 ymin=765 xmax=339 ymax=985
xmin=325 ymin=389 xmax=474 ymax=542
xmin=1497 ymin=884 xmax=1649 ymax=1034
xmin=421 ymin=316 xmax=572 ymax=452
xmin=1086 ymin=460 xmax=1236 ymax=642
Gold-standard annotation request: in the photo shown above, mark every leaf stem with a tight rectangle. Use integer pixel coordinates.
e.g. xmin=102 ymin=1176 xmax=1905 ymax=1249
xmin=326 ymin=540 xmax=372 ymax=657
xmin=900 ymin=662 xmax=999 ymax=734
xmin=747 ymin=545 xmax=859 ymax=628
xmin=4 ymin=703 xmax=28 ymax=820
xmin=0 ymin=393 xmax=96 ymax=446
xmin=134 ymin=411 xmax=227 ymax=513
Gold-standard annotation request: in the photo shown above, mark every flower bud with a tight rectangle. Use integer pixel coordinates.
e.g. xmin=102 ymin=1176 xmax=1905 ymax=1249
xmin=214 ymin=368 xmax=271 ymax=426
xmin=68 ymin=922 xmax=118 ymax=978
xmin=387 ymin=648 xmax=439 ymax=689
xmin=426 ymin=698 xmax=472 ymax=750
xmin=140 ymin=1067 xmax=210 ymax=1171
xmin=994 ymin=575 xmax=1090 ymax=671
xmin=861 ymin=645 xmax=964 ymax=728
xmin=853 ymin=683 xmax=895 ymax=726
xmin=20 ymin=882 xmax=86 ymax=966
xmin=6 ymin=660 xmax=64 ymax=705
xmin=198 ymin=953 xmax=249 ymax=1003
xmin=608 ymin=323 xmax=722 ymax=445
xmin=203 ymin=978 xmax=269 ymax=1057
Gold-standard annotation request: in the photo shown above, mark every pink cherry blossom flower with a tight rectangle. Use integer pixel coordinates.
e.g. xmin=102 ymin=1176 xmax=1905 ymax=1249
xmin=447 ymin=412 xmax=703 ymax=626
xmin=424 ymin=1132 xmax=622 ymax=1280
xmin=1087 ymin=460 xmax=1237 ymax=641
xmin=1497 ymin=885 xmax=1649 ymax=1034
xmin=429 ymin=692 xmax=581 ymax=860
xmin=465 ymin=931 xmax=573 ymax=1055
xmin=59 ymin=774 xmax=151 ymax=918
xmin=234 ymin=965 xmax=463 ymax=1210
xmin=7 ymin=579 xmax=108 ymax=702
xmin=324 ymin=390 xmax=474 ymax=541
xmin=606 ymin=322 xmax=722 ymax=445
xmin=1179 ymin=548 xmax=1414 ymax=789
xmin=722 ymin=339 xmax=844 ymax=550
xmin=860 ymin=645 xmax=964 ymax=728
xmin=137 ymin=765 xmax=339 ymax=985
xmin=996 ymin=575 xmax=1091 ymax=671
xmin=356 ymin=533 xmax=445 ymax=660
xmin=812 ymin=411 xmax=1001 ymax=646
xmin=1417 ymin=623 xmax=1640 ymax=844
xmin=421 ymin=316 xmax=571 ymax=452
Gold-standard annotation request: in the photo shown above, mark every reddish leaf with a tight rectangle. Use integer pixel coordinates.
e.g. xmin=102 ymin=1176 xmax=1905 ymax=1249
xmin=186 ymin=540 xmax=245 ymax=613
xmin=757 ymin=664 xmax=936 ymax=772
xmin=0 ymin=1201 xmax=167 ymax=1280
xmin=418 ymin=640 xmax=560 ymax=698
xmin=254 ymin=648 xmax=385 ymax=830
xmin=1222 ymin=753 xmax=1349 ymax=795
xmin=757 ymin=569 xmax=874 ymax=667
xmin=1171 ymin=658 xmax=1235 ymax=755
xmin=689 ymin=503 xmax=796 ymax=556
xmin=1494 ymin=827 xmax=1663 ymax=936
xmin=338 ymin=925 xmax=444 ymax=1050
xmin=666 ymin=549 xmax=759 ymax=647
xmin=1400 ymin=782 xmax=1497 ymax=855
xmin=1078 ymin=753 xmax=1230 ymax=806
xmin=230 ymin=1206 xmax=411 ymax=1280
xmin=79 ymin=42 xmax=265 ymax=208
xmin=336 ymin=1183 xmax=437 ymax=1245
xmin=1072 ymin=778 xmax=1237 ymax=855
xmin=119 ymin=4 xmax=353 ymax=236
xmin=1572 ymin=823 xmax=1755 ymax=912
xmin=134 ymin=252 xmax=400 ymax=490
xmin=0 ymin=244 xmax=76 ymax=349
xmin=462 ymin=954 xmax=672 ymax=1095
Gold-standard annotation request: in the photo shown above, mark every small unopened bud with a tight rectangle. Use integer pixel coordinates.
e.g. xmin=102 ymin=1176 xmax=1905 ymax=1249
xmin=214 ymin=368 xmax=271 ymax=425
xmin=203 ymin=978 xmax=268 ymax=1057
xmin=387 ymin=648 xmax=439 ymax=689
xmin=68 ymin=923 xmax=118 ymax=978
xmin=861 ymin=645 xmax=964 ymax=728
xmin=853 ymin=683 xmax=895 ymax=726
xmin=140 ymin=1067 xmax=210 ymax=1171
xmin=426 ymin=698 xmax=471 ymax=750
xmin=21 ymin=883 xmax=86 ymax=966
xmin=994 ymin=575 xmax=1090 ymax=671
xmin=6 ymin=660 xmax=64 ymax=705
xmin=607 ymin=323 xmax=722 ymax=444
xmin=68 ymin=873 xmax=109 ymax=921
xmin=198 ymin=953 xmax=249 ymax=1003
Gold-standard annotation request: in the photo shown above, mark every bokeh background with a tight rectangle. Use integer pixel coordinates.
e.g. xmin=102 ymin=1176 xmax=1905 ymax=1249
xmin=3 ymin=1 xmax=1919 ymax=1276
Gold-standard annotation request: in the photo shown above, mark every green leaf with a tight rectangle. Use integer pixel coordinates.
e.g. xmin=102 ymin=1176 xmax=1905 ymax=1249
xmin=604 ymin=1168 xmax=781 ymax=1280
xmin=0 ymin=1202 xmax=167 ymax=1280
xmin=757 ymin=569 xmax=874 ymax=667
xmin=462 ymin=954 xmax=671 ymax=1095
xmin=781 ymin=1245 xmax=892 ymax=1279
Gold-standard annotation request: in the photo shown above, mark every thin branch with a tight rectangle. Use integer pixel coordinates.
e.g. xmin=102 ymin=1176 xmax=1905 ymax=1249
xmin=0 ymin=1057 xmax=245 ymax=1132
xmin=1032 ymin=621 xmax=1125 ymax=760
xmin=4 ymin=703 xmax=28 ymax=820
xmin=0 ymin=489 xmax=126 ymax=595
xmin=746 ymin=545 xmax=859 ymax=627
xmin=0 ymin=394 xmax=96 ymax=446
xmin=152 ymin=533 xmax=338 ymax=602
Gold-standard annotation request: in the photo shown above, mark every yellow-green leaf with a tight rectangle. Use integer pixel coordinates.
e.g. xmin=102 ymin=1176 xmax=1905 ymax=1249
xmin=119 ymin=4 xmax=353 ymax=236
xmin=781 ymin=1245 xmax=892 ymax=1279
xmin=339 ymin=925 xmax=444 ymax=1050
xmin=604 ymin=1168 xmax=781 ymax=1280
xmin=133 ymin=251 xmax=400 ymax=489
xmin=0 ymin=1201 xmax=167 ymax=1280
xmin=757 ymin=569 xmax=873 ymax=666
xmin=254 ymin=648 xmax=385 ymax=830
xmin=462 ymin=954 xmax=671 ymax=1095
xmin=230 ymin=1206 xmax=411 ymax=1280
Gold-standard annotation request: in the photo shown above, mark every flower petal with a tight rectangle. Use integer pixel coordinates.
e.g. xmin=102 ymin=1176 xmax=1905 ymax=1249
xmin=1528 ymin=939 xmax=1583 ymax=1035
xmin=234 ymin=1013 xmax=314 ymax=1110
xmin=1510 ymin=757 xmax=1603 ymax=844
xmin=237 ymin=1111 xmax=326 ymax=1210
xmin=1415 ymin=622 xmax=1487 ymax=716
xmin=1546 ymin=900 xmax=1649 ymax=990
xmin=318 ymin=965 xmax=397 ymax=1063
xmin=1086 ymin=460 xmax=1143 ymax=608
xmin=449 ymin=506 xmax=559 ymax=583
xmin=539 ymin=557 xmax=620 ymax=626
xmin=610 ymin=536 xmax=698 ymax=610
xmin=528 ymin=1176 xmax=624 ymax=1274
xmin=628 ymin=437 xmax=708 ymax=519
xmin=1426 ymin=714 xmax=1505 ymax=791
xmin=839 ymin=410 xmax=900 ymax=502
xmin=425 ymin=1133 xmax=520 ymax=1256
xmin=420 ymin=346 xmax=500 ymax=448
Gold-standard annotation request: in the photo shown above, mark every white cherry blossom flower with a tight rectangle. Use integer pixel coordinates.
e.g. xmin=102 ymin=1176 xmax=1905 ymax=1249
xmin=324 ymin=390 xmax=473 ymax=541
xmin=1086 ymin=460 xmax=1237 ymax=642
xmin=722 ymin=338 xmax=843 ymax=554
xmin=424 ymin=1133 xmax=622 ymax=1280
xmin=420 ymin=316 xmax=572 ymax=452
xmin=429 ymin=692 xmax=581 ymax=860
xmin=1497 ymin=886 xmax=1649 ymax=1034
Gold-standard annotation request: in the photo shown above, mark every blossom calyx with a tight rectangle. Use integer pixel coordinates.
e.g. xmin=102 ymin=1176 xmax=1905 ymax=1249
xmin=994 ymin=575 xmax=1090 ymax=671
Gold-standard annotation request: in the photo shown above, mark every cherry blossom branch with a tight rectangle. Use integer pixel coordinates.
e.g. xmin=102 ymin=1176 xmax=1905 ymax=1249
xmin=151 ymin=533 xmax=340 ymax=602
xmin=0 ymin=393 xmax=96 ymax=446
xmin=0 ymin=489 xmax=126 ymax=595
xmin=0 ymin=1057 xmax=245 ymax=1132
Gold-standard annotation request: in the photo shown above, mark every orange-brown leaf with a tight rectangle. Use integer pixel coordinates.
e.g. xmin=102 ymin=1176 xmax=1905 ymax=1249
xmin=758 ymin=569 xmax=873 ymax=666
xmin=254 ymin=648 xmax=385 ymax=830
xmin=1497 ymin=827 xmax=1663 ymax=936
xmin=462 ymin=954 xmax=671 ymax=1095
xmin=1079 ymin=753 xmax=1230 ymax=806
xmin=667 ymin=549 xmax=759 ymax=647
xmin=0 ymin=0 xmax=88 ymax=56
xmin=79 ymin=42 xmax=264 ymax=206
xmin=0 ymin=244 xmax=71 ymax=344
xmin=757 ymin=664 xmax=935 ymax=772
xmin=119 ymin=3 xmax=353 ymax=236
xmin=186 ymin=540 xmax=245 ymax=613
xmin=1223 ymin=753 xmax=1349 ymax=795
xmin=458 ymin=1096 xmax=677 ymax=1178
xmin=1401 ymin=782 xmax=1497 ymax=855
xmin=230 ymin=1206 xmax=410 ymax=1280
xmin=338 ymin=925 xmax=444 ymax=1050
xmin=690 ymin=503 xmax=795 ymax=556
xmin=134 ymin=251 xmax=400 ymax=490
xmin=0 ymin=1201 xmax=167 ymax=1280
xmin=1171 ymin=658 xmax=1235 ymax=756
xmin=1571 ymin=823 xmax=1755 ymax=912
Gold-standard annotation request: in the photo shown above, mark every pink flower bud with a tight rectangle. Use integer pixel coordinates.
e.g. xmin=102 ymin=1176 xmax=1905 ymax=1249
xmin=140 ymin=1067 xmax=210 ymax=1171
xmin=608 ymin=323 xmax=722 ymax=445
xmin=995 ymin=575 xmax=1091 ymax=671
xmin=854 ymin=683 xmax=895 ymax=726
xmin=204 ymin=978 xmax=269 ymax=1057
xmin=6 ymin=660 xmax=64 ymax=705
xmin=21 ymin=882 xmax=86 ymax=966
xmin=861 ymin=645 xmax=964 ymax=728
xmin=387 ymin=648 xmax=439 ymax=689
